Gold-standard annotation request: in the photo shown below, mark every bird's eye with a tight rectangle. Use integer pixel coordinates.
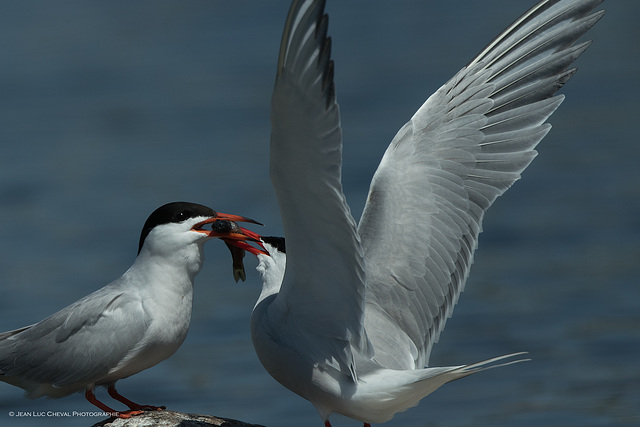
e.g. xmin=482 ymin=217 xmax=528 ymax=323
xmin=176 ymin=211 xmax=187 ymax=221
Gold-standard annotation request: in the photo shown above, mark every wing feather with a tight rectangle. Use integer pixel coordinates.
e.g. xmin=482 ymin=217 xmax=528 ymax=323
xmin=269 ymin=0 xmax=370 ymax=379
xmin=0 ymin=281 xmax=147 ymax=390
xmin=358 ymin=0 xmax=604 ymax=369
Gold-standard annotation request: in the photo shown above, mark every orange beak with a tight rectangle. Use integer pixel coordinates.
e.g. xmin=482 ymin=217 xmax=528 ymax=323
xmin=191 ymin=212 xmax=267 ymax=283
xmin=191 ymin=213 xmax=267 ymax=256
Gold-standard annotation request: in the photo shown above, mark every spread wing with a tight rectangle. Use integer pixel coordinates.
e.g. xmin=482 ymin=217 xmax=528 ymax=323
xmin=358 ymin=0 xmax=605 ymax=369
xmin=268 ymin=0 xmax=370 ymax=377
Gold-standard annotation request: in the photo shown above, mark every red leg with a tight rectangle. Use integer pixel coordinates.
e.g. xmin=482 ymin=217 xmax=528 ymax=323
xmin=107 ymin=384 xmax=165 ymax=411
xmin=85 ymin=388 xmax=142 ymax=419
xmin=364 ymin=424 xmax=372 ymax=427
xmin=324 ymin=422 xmax=332 ymax=427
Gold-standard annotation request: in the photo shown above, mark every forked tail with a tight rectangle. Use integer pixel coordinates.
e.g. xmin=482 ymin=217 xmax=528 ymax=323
xmin=349 ymin=352 xmax=529 ymax=424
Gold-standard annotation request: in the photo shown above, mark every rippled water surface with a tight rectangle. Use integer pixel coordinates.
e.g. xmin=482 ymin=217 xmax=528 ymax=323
xmin=0 ymin=1 xmax=637 ymax=426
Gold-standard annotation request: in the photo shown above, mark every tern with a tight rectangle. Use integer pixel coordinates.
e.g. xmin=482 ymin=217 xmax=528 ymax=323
xmin=0 ymin=201 xmax=260 ymax=418
xmin=248 ymin=0 xmax=605 ymax=425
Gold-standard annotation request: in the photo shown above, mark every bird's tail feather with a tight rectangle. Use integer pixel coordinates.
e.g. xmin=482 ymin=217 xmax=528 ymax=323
xmin=351 ymin=352 xmax=529 ymax=423
xmin=450 ymin=351 xmax=530 ymax=379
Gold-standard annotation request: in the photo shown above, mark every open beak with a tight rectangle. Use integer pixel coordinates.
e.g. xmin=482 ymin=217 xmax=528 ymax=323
xmin=193 ymin=212 xmax=262 ymax=228
xmin=192 ymin=213 xmax=265 ymax=251
xmin=192 ymin=213 xmax=268 ymax=282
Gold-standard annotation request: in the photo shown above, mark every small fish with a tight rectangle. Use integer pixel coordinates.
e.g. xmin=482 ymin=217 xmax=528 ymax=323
xmin=213 ymin=220 xmax=248 ymax=282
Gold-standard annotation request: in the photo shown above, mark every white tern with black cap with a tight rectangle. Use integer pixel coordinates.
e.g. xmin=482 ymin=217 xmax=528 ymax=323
xmin=0 ymin=201 xmax=260 ymax=418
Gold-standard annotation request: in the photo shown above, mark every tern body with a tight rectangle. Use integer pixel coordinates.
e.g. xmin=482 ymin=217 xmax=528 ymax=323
xmin=0 ymin=201 xmax=257 ymax=417
xmin=249 ymin=0 xmax=604 ymax=425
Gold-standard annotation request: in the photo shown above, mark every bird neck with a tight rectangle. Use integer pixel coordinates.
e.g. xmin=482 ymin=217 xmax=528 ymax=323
xmin=129 ymin=243 xmax=205 ymax=290
xmin=254 ymin=244 xmax=286 ymax=309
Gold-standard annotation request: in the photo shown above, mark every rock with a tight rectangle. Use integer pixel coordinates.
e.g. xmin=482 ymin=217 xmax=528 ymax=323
xmin=91 ymin=410 xmax=265 ymax=427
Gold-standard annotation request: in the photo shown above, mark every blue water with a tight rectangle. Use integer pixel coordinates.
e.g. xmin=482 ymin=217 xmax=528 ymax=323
xmin=0 ymin=1 xmax=637 ymax=426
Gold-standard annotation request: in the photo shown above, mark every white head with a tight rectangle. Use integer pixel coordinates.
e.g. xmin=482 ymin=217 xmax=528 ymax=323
xmin=136 ymin=201 xmax=262 ymax=279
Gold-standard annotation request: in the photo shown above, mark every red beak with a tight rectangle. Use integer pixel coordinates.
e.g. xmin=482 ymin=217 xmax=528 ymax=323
xmin=192 ymin=213 xmax=267 ymax=256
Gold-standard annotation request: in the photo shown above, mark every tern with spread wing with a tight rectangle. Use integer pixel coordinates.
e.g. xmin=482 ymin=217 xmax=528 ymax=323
xmin=248 ymin=0 xmax=605 ymax=425
xmin=0 ymin=201 xmax=260 ymax=418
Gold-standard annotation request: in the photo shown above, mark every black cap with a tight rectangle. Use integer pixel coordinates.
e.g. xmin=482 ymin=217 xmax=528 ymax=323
xmin=138 ymin=202 xmax=216 ymax=254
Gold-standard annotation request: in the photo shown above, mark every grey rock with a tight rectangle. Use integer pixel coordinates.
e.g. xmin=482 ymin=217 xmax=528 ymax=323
xmin=91 ymin=410 xmax=265 ymax=427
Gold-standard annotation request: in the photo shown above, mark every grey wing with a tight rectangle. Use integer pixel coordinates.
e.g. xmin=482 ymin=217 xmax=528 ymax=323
xmin=358 ymin=0 xmax=605 ymax=369
xmin=269 ymin=0 xmax=370 ymax=376
xmin=0 ymin=281 xmax=147 ymax=387
xmin=0 ymin=325 xmax=33 ymax=341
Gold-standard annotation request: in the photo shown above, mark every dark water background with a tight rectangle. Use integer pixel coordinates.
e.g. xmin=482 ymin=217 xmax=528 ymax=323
xmin=0 ymin=1 xmax=637 ymax=426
